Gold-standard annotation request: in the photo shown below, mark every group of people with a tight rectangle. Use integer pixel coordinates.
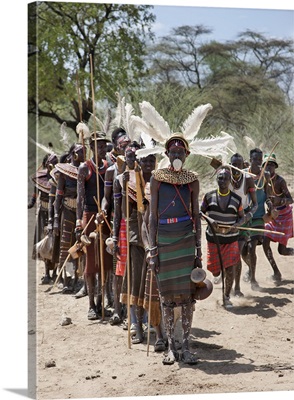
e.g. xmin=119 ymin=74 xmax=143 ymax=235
xmin=29 ymin=108 xmax=294 ymax=366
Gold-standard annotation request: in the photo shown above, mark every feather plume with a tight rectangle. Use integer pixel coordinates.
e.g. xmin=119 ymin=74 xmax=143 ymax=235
xmin=130 ymin=115 xmax=160 ymax=140
xmin=88 ymin=112 xmax=105 ymax=132
xmin=136 ymin=144 xmax=165 ymax=159
xmin=220 ymin=131 xmax=237 ymax=153
xmin=104 ymin=108 xmax=112 ymax=134
xmin=59 ymin=122 xmax=70 ymax=149
xmin=76 ymin=122 xmax=91 ymax=141
xmin=123 ymin=103 xmax=141 ymax=143
xmin=114 ymin=92 xmax=126 ymax=128
xmin=243 ymin=135 xmax=256 ymax=149
xmin=181 ymin=103 xmax=213 ymax=140
xmin=189 ymin=134 xmax=234 ymax=158
xmin=140 ymin=101 xmax=171 ymax=144
xmin=140 ymin=131 xmax=155 ymax=150
xmin=29 ymin=137 xmax=56 ymax=155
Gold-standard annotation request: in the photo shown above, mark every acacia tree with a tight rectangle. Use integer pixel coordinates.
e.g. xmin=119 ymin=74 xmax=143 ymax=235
xmin=147 ymin=25 xmax=212 ymax=88
xmin=148 ymin=26 xmax=293 ymax=130
xmin=28 ymin=1 xmax=155 ymax=131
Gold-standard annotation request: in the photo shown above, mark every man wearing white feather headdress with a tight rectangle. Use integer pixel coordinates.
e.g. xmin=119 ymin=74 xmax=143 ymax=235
xmin=148 ymin=134 xmax=202 ymax=365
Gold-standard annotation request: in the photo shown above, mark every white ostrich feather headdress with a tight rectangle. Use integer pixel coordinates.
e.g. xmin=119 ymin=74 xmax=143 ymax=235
xmin=135 ymin=101 xmax=235 ymax=165
xmin=113 ymin=92 xmax=142 ymax=144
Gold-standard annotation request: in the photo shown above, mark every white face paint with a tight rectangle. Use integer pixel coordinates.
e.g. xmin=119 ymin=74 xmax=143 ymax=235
xmin=172 ymin=158 xmax=182 ymax=171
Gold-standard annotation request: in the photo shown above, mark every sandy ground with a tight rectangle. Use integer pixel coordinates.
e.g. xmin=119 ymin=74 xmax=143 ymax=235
xmin=27 ymin=207 xmax=294 ymax=400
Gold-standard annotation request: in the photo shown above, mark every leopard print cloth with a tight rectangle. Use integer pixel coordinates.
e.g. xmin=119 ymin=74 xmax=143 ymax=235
xmin=153 ymin=168 xmax=198 ymax=185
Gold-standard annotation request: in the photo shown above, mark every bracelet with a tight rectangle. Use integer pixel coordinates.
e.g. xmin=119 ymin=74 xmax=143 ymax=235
xmin=74 ymin=226 xmax=83 ymax=233
xmin=149 ymin=246 xmax=158 ymax=251
xmin=150 ymin=253 xmax=158 ymax=258
xmin=196 ymin=245 xmax=201 ymax=249
xmin=246 ymin=212 xmax=253 ymax=220
xmin=54 ymin=213 xmax=59 ymax=218
xmin=144 ymin=247 xmax=150 ymax=252
xmin=76 ymin=219 xmax=82 ymax=226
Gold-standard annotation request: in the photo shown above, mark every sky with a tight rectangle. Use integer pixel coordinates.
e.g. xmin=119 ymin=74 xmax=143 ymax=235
xmin=152 ymin=5 xmax=294 ymax=41
xmin=0 ymin=1 xmax=293 ymax=400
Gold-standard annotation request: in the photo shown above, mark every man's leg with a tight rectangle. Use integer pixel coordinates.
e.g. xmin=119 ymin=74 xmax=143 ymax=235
xmin=181 ymin=300 xmax=198 ymax=364
xmin=263 ymin=237 xmax=282 ymax=281
xmin=86 ymin=274 xmax=98 ymax=320
xmin=234 ymin=241 xmax=245 ymax=297
xmin=247 ymin=240 xmax=259 ymax=289
xmin=224 ymin=265 xmax=234 ymax=308
xmin=161 ymin=298 xmax=178 ymax=364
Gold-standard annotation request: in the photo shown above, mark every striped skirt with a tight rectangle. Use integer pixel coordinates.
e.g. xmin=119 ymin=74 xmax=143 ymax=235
xmin=157 ymin=230 xmax=196 ymax=298
xmin=264 ymin=205 xmax=293 ymax=245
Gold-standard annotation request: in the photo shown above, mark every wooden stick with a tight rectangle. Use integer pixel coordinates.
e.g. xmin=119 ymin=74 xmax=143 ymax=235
xmin=76 ymin=71 xmax=87 ymax=161
xmin=90 ymin=53 xmax=105 ymax=320
xmin=256 ymin=141 xmax=279 ymax=188
xmin=202 ymin=154 xmax=257 ymax=177
xmin=147 ymin=269 xmax=153 ymax=356
xmin=217 ymin=224 xmax=285 ymax=236
xmin=230 ymin=164 xmax=257 ymax=178
xmin=76 ymin=71 xmax=83 ymax=122
xmin=126 ymin=181 xmax=131 ymax=349
xmin=52 ymin=214 xmax=94 ymax=289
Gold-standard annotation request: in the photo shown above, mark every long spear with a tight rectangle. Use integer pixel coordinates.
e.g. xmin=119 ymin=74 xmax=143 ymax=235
xmin=76 ymin=71 xmax=86 ymax=161
xmin=126 ymin=179 xmax=131 ymax=349
xmin=89 ymin=54 xmax=105 ymax=320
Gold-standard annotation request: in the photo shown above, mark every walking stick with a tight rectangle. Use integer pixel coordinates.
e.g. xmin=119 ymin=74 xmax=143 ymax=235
xmin=126 ymin=180 xmax=131 ymax=349
xmin=90 ymin=54 xmax=105 ymax=320
xmin=147 ymin=268 xmax=153 ymax=356
xmin=52 ymin=214 xmax=94 ymax=289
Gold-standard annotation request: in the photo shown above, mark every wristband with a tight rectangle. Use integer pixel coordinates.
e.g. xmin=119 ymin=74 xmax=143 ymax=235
xmin=149 ymin=246 xmax=158 ymax=251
